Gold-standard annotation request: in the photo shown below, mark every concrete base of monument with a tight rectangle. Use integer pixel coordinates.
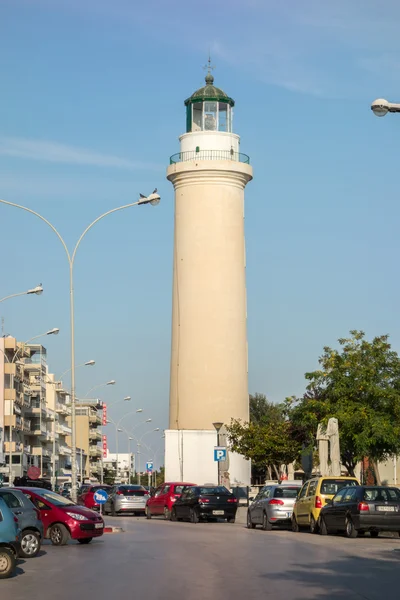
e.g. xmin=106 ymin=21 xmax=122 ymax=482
xmin=164 ymin=429 xmax=251 ymax=487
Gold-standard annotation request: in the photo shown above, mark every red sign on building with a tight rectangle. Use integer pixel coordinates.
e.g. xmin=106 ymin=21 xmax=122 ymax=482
xmin=102 ymin=402 xmax=107 ymax=426
xmin=102 ymin=434 xmax=107 ymax=458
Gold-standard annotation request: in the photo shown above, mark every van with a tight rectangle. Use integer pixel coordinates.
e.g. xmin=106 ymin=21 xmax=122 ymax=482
xmin=292 ymin=476 xmax=360 ymax=533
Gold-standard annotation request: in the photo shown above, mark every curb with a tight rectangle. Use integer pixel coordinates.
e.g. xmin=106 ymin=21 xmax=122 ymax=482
xmin=104 ymin=526 xmax=124 ymax=534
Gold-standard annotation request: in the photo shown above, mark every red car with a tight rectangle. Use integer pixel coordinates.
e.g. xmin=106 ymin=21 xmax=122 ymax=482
xmin=145 ymin=482 xmax=195 ymax=520
xmin=16 ymin=488 xmax=104 ymax=546
xmin=78 ymin=484 xmax=112 ymax=510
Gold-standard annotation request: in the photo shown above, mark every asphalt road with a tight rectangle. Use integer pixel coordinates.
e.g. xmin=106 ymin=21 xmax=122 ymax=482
xmin=3 ymin=515 xmax=400 ymax=600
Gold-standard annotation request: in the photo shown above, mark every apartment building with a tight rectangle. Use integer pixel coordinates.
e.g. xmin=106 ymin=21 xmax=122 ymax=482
xmin=67 ymin=400 xmax=103 ymax=481
xmin=45 ymin=374 xmax=73 ymax=487
xmin=103 ymin=451 xmax=135 ymax=484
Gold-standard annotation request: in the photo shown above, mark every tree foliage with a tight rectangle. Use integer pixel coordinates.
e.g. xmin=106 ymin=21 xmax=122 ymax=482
xmin=227 ymin=394 xmax=303 ymax=479
xmin=289 ymin=331 xmax=400 ymax=478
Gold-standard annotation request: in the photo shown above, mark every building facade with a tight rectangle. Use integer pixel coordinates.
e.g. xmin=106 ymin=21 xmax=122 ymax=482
xmin=103 ymin=451 xmax=135 ymax=484
xmin=67 ymin=400 xmax=102 ymax=481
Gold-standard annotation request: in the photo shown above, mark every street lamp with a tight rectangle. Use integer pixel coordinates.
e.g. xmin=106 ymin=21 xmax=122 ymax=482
xmin=1 ymin=327 xmax=59 ymax=483
xmin=84 ymin=379 xmax=116 ymax=398
xmin=371 ymin=98 xmax=400 ymax=117
xmin=0 ymin=189 xmax=161 ymax=501
xmin=0 ymin=284 xmax=43 ymax=304
xmin=57 ymin=360 xmax=95 ymax=384
xmin=137 ymin=428 xmax=159 ymax=485
xmin=213 ymin=422 xmax=224 ymax=486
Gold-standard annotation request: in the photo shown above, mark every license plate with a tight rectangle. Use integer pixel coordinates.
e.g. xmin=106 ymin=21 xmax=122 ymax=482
xmin=213 ymin=510 xmax=224 ymax=515
xmin=377 ymin=506 xmax=396 ymax=512
xmin=95 ymin=523 xmax=104 ymax=529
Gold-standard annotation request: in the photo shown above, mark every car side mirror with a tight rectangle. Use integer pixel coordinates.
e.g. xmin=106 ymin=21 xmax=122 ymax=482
xmin=325 ymin=499 xmax=333 ymax=506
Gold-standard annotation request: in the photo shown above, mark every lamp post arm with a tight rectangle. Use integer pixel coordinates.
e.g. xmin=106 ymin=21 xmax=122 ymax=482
xmin=0 ymin=199 xmax=71 ymax=263
xmin=0 ymin=291 xmax=27 ymax=303
xmin=71 ymin=199 xmax=141 ymax=264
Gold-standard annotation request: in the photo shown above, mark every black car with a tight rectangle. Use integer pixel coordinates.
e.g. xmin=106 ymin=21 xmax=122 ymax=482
xmin=319 ymin=485 xmax=400 ymax=538
xmin=171 ymin=485 xmax=238 ymax=523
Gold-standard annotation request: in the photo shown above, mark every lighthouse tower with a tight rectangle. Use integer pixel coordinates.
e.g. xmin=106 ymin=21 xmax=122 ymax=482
xmin=165 ymin=66 xmax=253 ymax=487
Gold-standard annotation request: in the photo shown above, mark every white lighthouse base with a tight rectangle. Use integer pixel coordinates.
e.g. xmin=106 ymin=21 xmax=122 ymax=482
xmin=164 ymin=429 xmax=251 ymax=487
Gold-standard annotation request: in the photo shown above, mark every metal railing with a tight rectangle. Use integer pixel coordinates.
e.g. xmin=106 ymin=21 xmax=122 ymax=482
xmin=170 ymin=149 xmax=250 ymax=165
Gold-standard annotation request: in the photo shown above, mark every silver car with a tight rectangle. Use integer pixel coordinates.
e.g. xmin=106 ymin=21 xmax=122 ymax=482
xmin=104 ymin=485 xmax=149 ymax=516
xmin=247 ymin=483 xmax=301 ymax=530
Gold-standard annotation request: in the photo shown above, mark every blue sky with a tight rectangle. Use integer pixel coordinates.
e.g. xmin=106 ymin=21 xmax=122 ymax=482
xmin=1 ymin=0 xmax=400 ymax=465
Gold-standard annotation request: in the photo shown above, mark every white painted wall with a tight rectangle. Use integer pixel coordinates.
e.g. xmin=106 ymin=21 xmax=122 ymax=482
xmin=165 ymin=429 xmax=250 ymax=486
xmin=180 ymin=131 xmax=240 ymax=154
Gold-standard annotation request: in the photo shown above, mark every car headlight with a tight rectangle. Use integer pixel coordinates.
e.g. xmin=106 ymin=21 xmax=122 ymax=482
xmin=66 ymin=512 xmax=88 ymax=521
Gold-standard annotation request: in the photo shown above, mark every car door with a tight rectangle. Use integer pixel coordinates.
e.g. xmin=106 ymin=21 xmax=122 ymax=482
xmin=0 ymin=491 xmax=28 ymax=531
xmin=104 ymin=487 xmax=116 ymax=512
xmin=25 ymin=494 xmax=52 ymax=533
xmin=302 ymin=479 xmax=318 ymax=525
xmin=256 ymin=487 xmax=272 ymax=523
xmin=155 ymin=485 xmax=171 ymax=515
xmin=175 ymin=488 xmax=190 ymax=519
xmin=326 ymin=489 xmax=347 ymax=529
xmin=248 ymin=491 xmax=263 ymax=524
xmin=296 ymin=481 xmax=311 ymax=525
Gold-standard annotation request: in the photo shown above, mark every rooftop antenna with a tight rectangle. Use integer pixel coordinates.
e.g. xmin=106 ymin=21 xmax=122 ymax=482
xmin=203 ymin=51 xmax=215 ymax=79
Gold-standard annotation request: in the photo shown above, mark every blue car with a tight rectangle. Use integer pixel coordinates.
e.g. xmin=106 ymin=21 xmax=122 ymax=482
xmin=0 ymin=496 xmax=21 ymax=578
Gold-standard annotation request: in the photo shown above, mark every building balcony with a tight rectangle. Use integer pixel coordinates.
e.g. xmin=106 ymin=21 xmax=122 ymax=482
xmin=169 ymin=149 xmax=250 ymax=165
xmin=4 ymin=415 xmax=23 ymax=430
xmin=89 ymin=446 xmax=102 ymax=458
xmin=32 ymin=447 xmax=51 ymax=458
xmin=89 ymin=414 xmax=102 ymax=426
xmin=4 ymin=441 xmax=23 ymax=453
xmin=23 ymin=419 xmax=31 ymax=433
xmin=57 ymin=424 xmax=72 ymax=436
xmin=56 ymin=402 xmax=71 ymax=416
xmin=25 ymin=404 xmax=46 ymax=417
xmin=89 ymin=429 xmax=101 ymax=441
xmin=31 ymin=424 xmax=48 ymax=437
xmin=24 ymin=445 xmax=31 ymax=454
xmin=59 ymin=445 xmax=72 ymax=455
xmin=4 ymin=389 xmax=24 ymax=407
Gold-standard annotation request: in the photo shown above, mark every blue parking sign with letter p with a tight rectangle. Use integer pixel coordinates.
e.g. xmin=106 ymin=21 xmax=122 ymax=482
xmin=214 ymin=446 xmax=227 ymax=462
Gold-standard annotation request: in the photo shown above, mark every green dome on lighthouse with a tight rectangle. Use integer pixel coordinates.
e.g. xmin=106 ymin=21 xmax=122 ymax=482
xmin=184 ymin=70 xmax=235 ymax=133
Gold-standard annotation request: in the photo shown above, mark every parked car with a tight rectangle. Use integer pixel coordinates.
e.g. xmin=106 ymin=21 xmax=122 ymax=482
xmin=14 ymin=476 xmax=52 ymax=490
xmin=247 ymin=483 xmax=302 ymax=530
xmin=318 ymin=485 xmax=400 ymax=538
xmin=0 ymin=496 xmax=21 ymax=578
xmin=0 ymin=488 xmax=43 ymax=558
xmin=15 ymin=488 xmax=104 ymax=546
xmin=146 ymin=482 xmax=195 ymax=520
xmin=171 ymin=485 xmax=238 ymax=523
xmin=78 ymin=485 xmax=112 ymax=510
xmin=292 ymin=476 xmax=360 ymax=533
xmin=104 ymin=485 xmax=149 ymax=516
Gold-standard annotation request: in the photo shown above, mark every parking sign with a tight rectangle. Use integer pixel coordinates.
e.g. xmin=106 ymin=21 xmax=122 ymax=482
xmin=214 ymin=447 xmax=227 ymax=462
xmin=146 ymin=461 xmax=153 ymax=473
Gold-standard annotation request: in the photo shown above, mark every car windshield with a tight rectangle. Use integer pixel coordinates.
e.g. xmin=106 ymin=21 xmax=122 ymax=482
xmin=118 ymin=486 xmax=146 ymax=496
xmin=36 ymin=490 xmax=76 ymax=506
xmin=273 ymin=487 xmax=300 ymax=499
xmin=198 ymin=487 xmax=230 ymax=495
xmin=364 ymin=487 xmax=400 ymax=502
xmin=320 ymin=480 xmax=358 ymax=495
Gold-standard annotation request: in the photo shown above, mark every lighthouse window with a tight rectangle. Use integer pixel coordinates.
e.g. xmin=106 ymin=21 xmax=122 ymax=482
xmin=192 ymin=104 xmax=202 ymax=132
xmin=204 ymin=102 xmax=217 ymax=131
xmin=219 ymin=103 xmax=228 ymax=132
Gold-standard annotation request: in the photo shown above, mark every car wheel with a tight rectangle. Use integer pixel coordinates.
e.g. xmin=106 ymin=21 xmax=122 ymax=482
xmin=247 ymin=511 xmax=256 ymax=529
xmin=370 ymin=530 xmax=379 ymax=538
xmin=145 ymin=507 xmax=152 ymax=520
xmin=292 ymin=516 xmax=300 ymax=532
xmin=170 ymin=508 xmax=177 ymax=522
xmin=164 ymin=507 xmax=171 ymax=520
xmin=310 ymin=515 xmax=319 ymax=534
xmin=190 ymin=508 xmax=199 ymax=524
xmin=227 ymin=517 xmax=235 ymax=523
xmin=77 ymin=538 xmax=92 ymax=544
xmin=49 ymin=523 xmax=70 ymax=546
xmin=319 ymin=517 xmax=328 ymax=536
xmin=345 ymin=517 xmax=358 ymax=539
xmin=262 ymin=513 xmax=273 ymax=531
xmin=0 ymin=548 xmax=16 ymax=579
xmin=20 ymin=529 xmax=41 ymax=558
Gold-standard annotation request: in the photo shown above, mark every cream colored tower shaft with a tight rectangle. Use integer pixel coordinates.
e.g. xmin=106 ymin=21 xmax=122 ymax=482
xmin=167 ymin=160 xmax=253 ymax=430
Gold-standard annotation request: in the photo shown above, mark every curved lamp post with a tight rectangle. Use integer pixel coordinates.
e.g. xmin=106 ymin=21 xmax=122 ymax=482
xmin=0 ymin=190 xmax=160 ymax=500
xmin=137 ymin=428 xmax=160 ymax=485
xmin=84 ymin=380 xmax=116 ymax=398
xmin=0 ymin=285 xmax=43 ymax=304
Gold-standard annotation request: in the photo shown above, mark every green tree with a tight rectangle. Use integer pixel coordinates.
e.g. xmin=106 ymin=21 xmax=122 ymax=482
xmin=289 ymin=331 xmax=400 ymax=482
xmin=250 ymin=393 xmax=284 ymax=425
xmin=226 ymin=417 xmax=303 ymax=480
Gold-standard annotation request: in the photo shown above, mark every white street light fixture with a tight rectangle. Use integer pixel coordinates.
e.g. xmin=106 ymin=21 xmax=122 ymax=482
xmin=84 ymin=378 xmax=116 ymax=398
xmin=0 ymin=284 xmax=44 ymax=303
xmin=153 ymin=428 xmax=160 ymax=432
xmin=0 ymin=190 xmax=160 ymax=500
xmin=84 ymin=360 xmax=95 ymax=366
xmin=371 ymin=98 xmax=400 ymax=117
xmin=46 ymin=328 xmax=60 ymax=335
xmin=107 ymin=380 xmax=116 ymax=385
xmin=123 ymin=396 xmax=131 ymax=401
xmin=145 ymin=418 xmax=152 ymax=423
xmin=117 ymin=428 xmax=123 ymax=432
